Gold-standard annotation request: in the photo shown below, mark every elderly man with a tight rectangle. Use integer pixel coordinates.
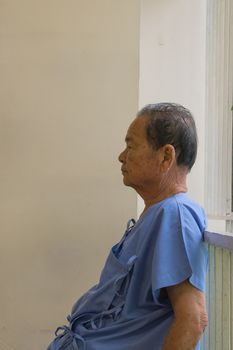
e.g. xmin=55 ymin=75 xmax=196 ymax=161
xmin=48 ymin=103 xmax=208 ymax=350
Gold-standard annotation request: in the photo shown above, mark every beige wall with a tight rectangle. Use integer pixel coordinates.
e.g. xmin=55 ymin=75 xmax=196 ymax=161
xmin=0 ymin=1 xmax=139 ymax=349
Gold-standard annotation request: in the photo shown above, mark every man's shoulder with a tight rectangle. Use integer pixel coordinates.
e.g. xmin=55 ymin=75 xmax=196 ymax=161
xmin=160 ymin=193 xmax=206 ymax=218
xmin=147 ymin=193 xmax=206 ymax=229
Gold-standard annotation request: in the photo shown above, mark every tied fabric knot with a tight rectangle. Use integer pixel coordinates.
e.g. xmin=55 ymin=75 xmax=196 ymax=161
xmin=83 ymin=301 xmax=125 ymax=330
xmin=54 ymin=325 xmax=86 ymax=350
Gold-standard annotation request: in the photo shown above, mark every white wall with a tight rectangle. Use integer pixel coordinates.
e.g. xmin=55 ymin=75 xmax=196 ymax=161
xmin=0 ymin=1 xmax=139 ymax=349
xmin=138 ymin=0 xmax=207 ymax=215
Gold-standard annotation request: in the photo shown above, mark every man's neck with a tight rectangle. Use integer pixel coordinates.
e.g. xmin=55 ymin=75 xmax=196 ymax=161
xmin=143 ymin=184 xmax=187 ymax=210
xmin=139 ymin=168 xmax=188 ymax=216
xmin=138 ymin=186 xmax=187 ymax=218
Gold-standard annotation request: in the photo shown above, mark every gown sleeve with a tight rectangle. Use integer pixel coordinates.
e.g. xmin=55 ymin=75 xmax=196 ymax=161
xmin=151 ymin=198 xmax=208 ymax=299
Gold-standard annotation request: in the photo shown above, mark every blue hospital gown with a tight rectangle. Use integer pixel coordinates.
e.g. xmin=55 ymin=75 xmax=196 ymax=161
xmin=48 ymin=193 xmax=208 ymax=350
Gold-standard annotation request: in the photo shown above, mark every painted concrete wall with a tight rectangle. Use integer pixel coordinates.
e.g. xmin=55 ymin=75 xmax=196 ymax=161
xmin=138 ymin=0 xmax=207 ymax=215
xmin=0 ymin=1 xmax=139 ymax=349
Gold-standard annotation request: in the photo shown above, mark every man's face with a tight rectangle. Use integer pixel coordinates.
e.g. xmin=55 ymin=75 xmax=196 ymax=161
xmin=118 ymin=116 xmax=162 ymax=192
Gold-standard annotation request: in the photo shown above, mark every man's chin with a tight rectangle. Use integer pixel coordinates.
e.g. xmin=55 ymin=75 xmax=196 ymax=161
xmin=123 ymin=180 xmax=130 ymax=187
xmin=122 ymin=177 xmax=138 ymax=192
xmin=122 ymin=177 xmax=132 ymax=187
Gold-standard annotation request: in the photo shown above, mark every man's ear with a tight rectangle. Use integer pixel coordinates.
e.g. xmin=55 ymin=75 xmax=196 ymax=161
xmin=161 ymin=144 xmax=176 ymax=171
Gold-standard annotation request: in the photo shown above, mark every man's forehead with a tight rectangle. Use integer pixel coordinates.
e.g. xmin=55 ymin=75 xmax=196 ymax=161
xmin=125 ymin=117 xmax=147 ymax=139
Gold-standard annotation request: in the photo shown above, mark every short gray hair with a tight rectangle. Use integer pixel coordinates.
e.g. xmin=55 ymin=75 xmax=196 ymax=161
xmin=137 ymin=103 xmax=197 ymax=170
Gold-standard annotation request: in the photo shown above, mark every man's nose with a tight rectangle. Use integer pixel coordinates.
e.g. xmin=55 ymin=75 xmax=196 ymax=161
xmin=118 ymin=149 xmax=126 ymax=163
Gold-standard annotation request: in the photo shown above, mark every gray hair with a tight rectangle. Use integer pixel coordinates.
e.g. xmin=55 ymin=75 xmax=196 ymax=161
xmin=137 ymin=103 xmax=197 ymax=170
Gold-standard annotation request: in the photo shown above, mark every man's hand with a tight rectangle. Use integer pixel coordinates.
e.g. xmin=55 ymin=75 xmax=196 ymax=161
xmin=162 ymin=280 xmax=208 ymax=350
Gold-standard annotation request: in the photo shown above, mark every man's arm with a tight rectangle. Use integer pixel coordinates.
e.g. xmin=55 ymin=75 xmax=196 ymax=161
xmin=162 ymin=280 xmax=208 ymax=350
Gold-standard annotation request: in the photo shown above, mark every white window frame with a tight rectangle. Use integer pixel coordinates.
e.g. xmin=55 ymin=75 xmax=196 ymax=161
xmin=205 ymin=0 xmax=233 ymax=227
